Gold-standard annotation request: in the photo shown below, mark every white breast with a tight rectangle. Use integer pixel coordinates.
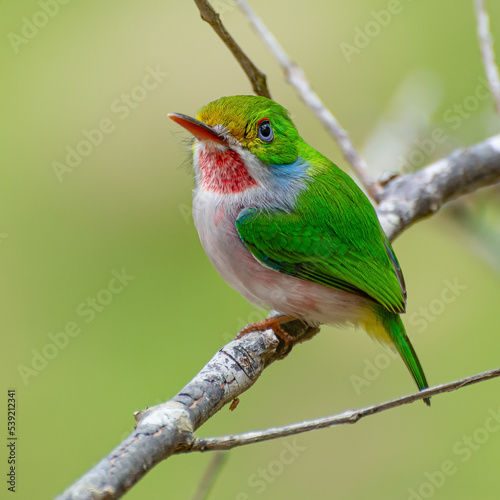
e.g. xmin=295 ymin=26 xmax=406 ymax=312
xmin=193 ymin=188 xmax=268 ymax=307
xmin=192 ymin=187 xmax=369 ymax=328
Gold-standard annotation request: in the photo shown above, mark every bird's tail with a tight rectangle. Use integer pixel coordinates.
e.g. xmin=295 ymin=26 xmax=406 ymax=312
xmin=363 ymin=307 xmax=430 ymax=406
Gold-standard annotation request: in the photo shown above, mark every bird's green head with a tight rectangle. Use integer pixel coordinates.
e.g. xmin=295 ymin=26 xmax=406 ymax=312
xmin=195 ymin=95 xmax=300 ymax=165
xmin=169 ymin=96 xmax=309 ymax=194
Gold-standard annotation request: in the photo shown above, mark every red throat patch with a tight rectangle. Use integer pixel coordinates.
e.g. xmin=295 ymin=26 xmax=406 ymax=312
xmin=198 ymin=148 xmax=258 ymax=194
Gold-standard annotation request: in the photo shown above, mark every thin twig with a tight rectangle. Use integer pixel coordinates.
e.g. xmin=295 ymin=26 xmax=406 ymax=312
xmin=474 ymin=0 xmax=500 ymax=118
xmin=193 ymin=0 xmax=271 ymax=98
xmin=190 ymin=367 xmax=500 ymax=451
xmin=236 ymin=0 xmax=381 ymax=200
xmin=191 ymin=452 xmax=228 ymax=500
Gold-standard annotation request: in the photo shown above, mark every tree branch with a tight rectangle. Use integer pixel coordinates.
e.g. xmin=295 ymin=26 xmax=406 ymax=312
xmin=193 ymin=0 xmax=271 ymax=98
xmin=56 ymin=133 xmax=500 ymax=500
xmin=189 ymin=367 xmax=500 ymax=451
xmin=378 ymin=134 xmax=500 ymax=239
xmin=474 ymin=0 xmax=500 ymax=118
xmin=236 ymin=0 xmax=381 ymax=200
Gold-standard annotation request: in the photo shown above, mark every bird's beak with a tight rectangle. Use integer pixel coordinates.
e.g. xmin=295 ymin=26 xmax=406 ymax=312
xmin=168 ymin=113 xmax=227 ymax=145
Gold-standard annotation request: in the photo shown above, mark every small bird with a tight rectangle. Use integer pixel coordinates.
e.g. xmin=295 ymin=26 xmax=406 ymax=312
xmin=169 ymin=95 xmax=430 ymax=404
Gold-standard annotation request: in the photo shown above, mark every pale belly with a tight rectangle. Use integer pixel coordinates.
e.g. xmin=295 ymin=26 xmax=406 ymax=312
xmin=193 ymin=191 xmax=370 ymax=328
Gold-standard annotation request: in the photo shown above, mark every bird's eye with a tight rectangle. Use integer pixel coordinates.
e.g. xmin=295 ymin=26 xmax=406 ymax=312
xmin=257 ymin=119 xmax=274 ymax=142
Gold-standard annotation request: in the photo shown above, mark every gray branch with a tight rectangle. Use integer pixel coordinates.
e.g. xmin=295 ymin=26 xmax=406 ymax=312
xmin=56 ymin=133 xmax=500 ymax=500
xmin=378 ymin=134 xmax=500 ymax=239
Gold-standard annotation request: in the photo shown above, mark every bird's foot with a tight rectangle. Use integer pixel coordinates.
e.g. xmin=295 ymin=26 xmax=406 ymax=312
xmin=236 ymin=315 xmax=296 ymax=352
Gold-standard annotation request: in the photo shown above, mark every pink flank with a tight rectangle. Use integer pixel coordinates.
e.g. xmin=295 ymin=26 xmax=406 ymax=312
xmin=198 ymin=149 xmax=257 ymax=194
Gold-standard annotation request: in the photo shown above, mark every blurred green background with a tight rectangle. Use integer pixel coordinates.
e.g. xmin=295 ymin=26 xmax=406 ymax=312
xmin=2 ymin=0 xmax=500 ymax=499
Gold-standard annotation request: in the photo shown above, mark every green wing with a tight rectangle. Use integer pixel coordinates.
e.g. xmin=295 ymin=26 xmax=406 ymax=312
xmin=235 ymin=165 xmax=406 ymax=314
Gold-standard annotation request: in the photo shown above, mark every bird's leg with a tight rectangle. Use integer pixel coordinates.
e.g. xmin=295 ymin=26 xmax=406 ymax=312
xmin=236 ymin=314 xmax=296 ymax=350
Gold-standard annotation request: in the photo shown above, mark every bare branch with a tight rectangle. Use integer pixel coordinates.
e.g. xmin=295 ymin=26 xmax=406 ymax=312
xmin=55 ymin=322 xmax=317 ymax=500
xmin=190 ymin=367 xmax=500 ymax=451
xmin=236 ymin=0 xmax=381 ymax=200
xmin=378 ymin=134 xmax=500 ymax=239
xmin=474 ymin=0 xmax=500 ymax=118
xmin=193 ymin=0 xmax=271 ymax=98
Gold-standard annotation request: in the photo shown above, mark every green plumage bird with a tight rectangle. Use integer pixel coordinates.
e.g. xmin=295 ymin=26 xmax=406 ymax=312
xmin=169 ymin=95 xmax=430 ymax=404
